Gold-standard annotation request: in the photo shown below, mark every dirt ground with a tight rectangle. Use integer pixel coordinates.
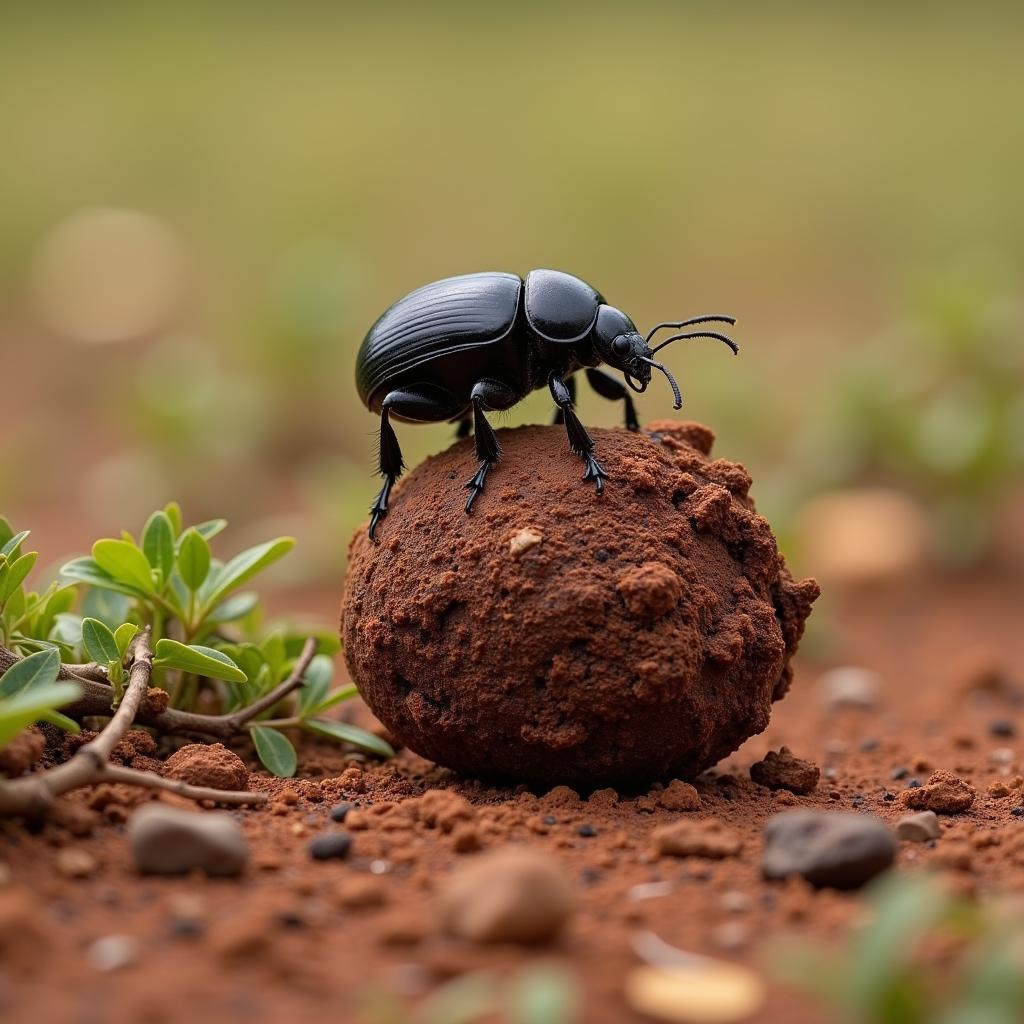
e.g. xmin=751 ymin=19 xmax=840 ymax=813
xmin=2 ymin=565 xmax=1023 ymax=1024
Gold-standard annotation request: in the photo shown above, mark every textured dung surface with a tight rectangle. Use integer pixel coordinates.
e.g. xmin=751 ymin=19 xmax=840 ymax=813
xmin=342 ymin=421 xmax=819 ymax=786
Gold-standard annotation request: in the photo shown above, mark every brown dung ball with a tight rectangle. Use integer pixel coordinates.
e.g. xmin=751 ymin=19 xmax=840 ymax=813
xmin=342 ymin=421 xmax=819 ymax=787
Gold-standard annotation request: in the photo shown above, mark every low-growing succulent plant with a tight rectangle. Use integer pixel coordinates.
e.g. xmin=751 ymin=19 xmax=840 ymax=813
xmin=0 ymin=506 xmax=391 ymax=779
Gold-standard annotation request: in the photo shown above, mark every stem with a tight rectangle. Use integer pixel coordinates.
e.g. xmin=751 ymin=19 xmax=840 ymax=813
xmin=0 ymin=636 xmax=319 ymax=743
xmin=0 ymin=629 xmax=268 ymax=817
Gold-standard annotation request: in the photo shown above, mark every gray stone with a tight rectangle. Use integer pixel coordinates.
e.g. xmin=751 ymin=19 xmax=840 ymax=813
xmin=762 ymin=810 xmax=896 ymax=889
xmin=895 ymin=810 xmax=942 ymax=842
xmin=819 ymin=666 xmax=880 ymax=710
xmin=130 ymin=804 xmax=249 ymax=877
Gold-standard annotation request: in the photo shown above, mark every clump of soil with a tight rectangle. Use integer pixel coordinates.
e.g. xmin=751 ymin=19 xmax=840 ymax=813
xmin=750 ymin=747 xmax=820 ymax=794
xmin=342 ymin=421 xmax=819 ymax=786
xmin=0 ymin=726 xmax=45 ymax=777
xmin=163 ymin=743 xmax=249 ymax=791
xmin=900 ymin=769 xmax=976 ymax=814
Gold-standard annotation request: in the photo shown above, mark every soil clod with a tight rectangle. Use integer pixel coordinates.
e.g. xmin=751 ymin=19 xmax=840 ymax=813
xmin=749 ymin=747 xmax=820 ymax=794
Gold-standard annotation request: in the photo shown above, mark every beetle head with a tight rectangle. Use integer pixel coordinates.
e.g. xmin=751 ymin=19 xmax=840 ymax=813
xmin=594 ymin=305 xmax=683 ymax=409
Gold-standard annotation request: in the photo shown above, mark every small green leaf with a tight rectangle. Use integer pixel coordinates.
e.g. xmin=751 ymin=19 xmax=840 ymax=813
xmin=303 ymin=718 xmax=394 ymax=759
xmin=153 ymin=639 xmax=247 ymax=683
xmin=0 ymin=530 xmax=29 ymax=559
xmin=0 ymin=647 xmax=61 ymax=697
xmin=91 ymin=540 xmax=155 ymax=594
xmin=81 ymin=587 xmax=133 ymax=627
xmin=251 ymin=726 xmax=297 ymax=778
xmin=39 ymin=709 xmax=81 ymax=734
xmin=201 ymin=537 xmax=295 ymax=613
xmin=163 ymin=502 xmax=183 ymax=537
xmin=178 ymin=528 xmax=211 ymax=591
xmin=310 ymin=684 xmax=359 ymax=715
xmin=0 ymin=551 xmax=36 ymax=603
xmin=204 ymin=592 xmax=259 ymax=625
xmin=142 ymin=511 xmax=175 ymax=579
xmin=0 ymin=682 xmax=82 ymax=747
xmin=61 ymin=557 xmax=147 ymax=598
xmin=0 ymin=516 xmax=13 ymax=548
xmin=81 ymin=617 xmax=120 ymax=665
xmin=297 ymin=654 xmax=335 ymax=715
xmin=194 ymin=518 xmax=228 ymax=541
xmin=114 ymin=623 xmax=139 ymax=659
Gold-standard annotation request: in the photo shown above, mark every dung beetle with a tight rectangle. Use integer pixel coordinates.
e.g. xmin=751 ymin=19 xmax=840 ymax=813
xmin=356 ymin=268 xmax=738 ymax=538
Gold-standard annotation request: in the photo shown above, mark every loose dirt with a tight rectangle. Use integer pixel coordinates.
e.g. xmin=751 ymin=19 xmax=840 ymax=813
xmin=2 ymin=532 xmax=1023 ymax=1023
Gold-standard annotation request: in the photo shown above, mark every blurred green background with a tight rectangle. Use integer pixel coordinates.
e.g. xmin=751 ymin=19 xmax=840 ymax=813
xmin=2 ymin=2 xmax=1022 ymax=588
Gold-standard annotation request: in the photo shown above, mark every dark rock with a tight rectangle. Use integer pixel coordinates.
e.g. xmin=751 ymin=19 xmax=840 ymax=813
xmin=762 ymin=810 xmax=896 ymax=889
xmin=309 ymin=832 xmax=353 ymax=861
xmin=329 ymin=802 xmax=354 ymax=822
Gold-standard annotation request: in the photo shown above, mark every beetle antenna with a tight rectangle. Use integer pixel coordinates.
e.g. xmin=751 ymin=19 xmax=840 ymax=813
xmin=645 ymin=315 xmax=736 ymax=345
xmin=649 ymin=330 xmax=739 ymax=356
xmin=640 ymin=357 xmax=683 ymax=410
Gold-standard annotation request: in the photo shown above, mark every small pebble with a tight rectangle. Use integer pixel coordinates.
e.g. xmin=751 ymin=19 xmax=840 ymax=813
xmin=87 ymin=935 xmax=138 ymax=972
xmin=309 ymin=832 xmax=353 ymax=861
xmin=440 ymin=847 xmax=573 ymax=945
xmin=329 ymin=802 xmax=354 ymax=823
xmin=891 ymin=766 xmax=909 ymax=781
xmin=895 ymin=810 xmax=942 ymax=842
xmin=625 ymin=959 xmax=764 ymax=1023
xmin=54 ymin=848 xmax=98 ymax=879
xmin=819 ymin=666 xmax=880 ymax=710
xmin=1012 ymin=807 xmax=1024 ymax=818
xmin=130 ymin=805 xmax=249 ymax=877
xmin=900 ymin=770 xmax=976 ymax=815
xmin=578 ymin=824 xmax=597 ymax=838
xmin=762 ymin=810 xmax=896 ymax=889
xmin=989 ymin=720 xmax=1017 ymax=738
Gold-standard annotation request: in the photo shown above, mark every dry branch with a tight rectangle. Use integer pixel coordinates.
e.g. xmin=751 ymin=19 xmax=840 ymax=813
xmin=0 ymin=629 xmax=268 ymax=817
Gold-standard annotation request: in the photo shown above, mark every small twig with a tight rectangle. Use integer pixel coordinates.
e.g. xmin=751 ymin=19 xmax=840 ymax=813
xmin=101 ymin=764 xmax=266 ymax=806
xmin=0 ymin=629 xmax=266 ymax=817
xmin=221 ymin=636 xmax=318 ymax=731
xmin=1 ymin=637 xmax=319 ymax=741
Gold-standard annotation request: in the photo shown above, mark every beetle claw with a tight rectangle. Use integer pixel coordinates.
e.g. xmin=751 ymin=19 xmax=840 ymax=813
xmin=582 ymin=455 xmax=608 ymax=494
xmin=464 ymin=460 xmax=494 ymax=513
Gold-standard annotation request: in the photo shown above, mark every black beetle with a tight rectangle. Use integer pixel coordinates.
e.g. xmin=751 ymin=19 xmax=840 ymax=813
xmin=356 ymin=268 xmax=738 ymax=538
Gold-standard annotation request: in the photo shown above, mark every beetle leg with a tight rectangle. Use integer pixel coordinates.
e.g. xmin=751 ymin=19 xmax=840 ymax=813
xmin=585 ymin=367 xmax=640 ymax=431
xmin=454 ymin=417 xmax=472 ymax=440
xmin=549 ymin=372 xmax=608 ymax=493
xmin=551 ymin=375 xmax=576 ymax=425
xmin=369 ymin=386 xmax=463 ymax=540
xmin=465 ymin=379 xmax=517 ymax=513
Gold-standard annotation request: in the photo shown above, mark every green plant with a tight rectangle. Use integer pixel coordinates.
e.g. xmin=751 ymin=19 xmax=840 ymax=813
xmin=358 ymin=964 xmax=580 ymax=1024
xmin=0 ymin=506 xmax=391 ymax=781
xmin=805 ymin=266 xmax=1024 ymax=567
xmin=772 ymin=872 xmax=1024 ymax=1024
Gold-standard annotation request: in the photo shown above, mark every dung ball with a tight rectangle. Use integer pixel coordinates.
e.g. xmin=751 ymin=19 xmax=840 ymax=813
xmin=341 ymin=421 xmax=818 ymax=787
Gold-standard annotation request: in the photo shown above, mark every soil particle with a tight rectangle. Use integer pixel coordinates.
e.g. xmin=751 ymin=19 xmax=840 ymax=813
xmin=342 ymin=421 xmax=818 ymax=786
xmin=750 ymin=747 xmax=820 ymax=794
xmin=652 ymin=818 xmax=742 ymax=859
xmin=417 ymin=789 xmax=475 ymax=832
xmin=762 ymin=810 xmax=897 ymax=889
xmin=0 ymin=725 xmax=45 ymax=776
xmin=308 ymin=832 xmax=352 ymax=861
xmin=658 ymin=780 xmax=702 ymax=811
xmin=0 ymin=890 xmax=52 ymax=970
xmin=163 ymin=742 xmax=250 ymax=791
xmin=895 ymin=810 xmax=943 ymax=842
xmin=900 ymin=769 xmax=976 ymax=814
xmin=54 ymin=848 xmax=98 ymax=879
xmin=439 ymin=847 xmax=573 ymax=945
xmin=129 ymin=804 xmax=249 ymax=876
xmin=334 ymin=876 xmax=387 ymax=911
